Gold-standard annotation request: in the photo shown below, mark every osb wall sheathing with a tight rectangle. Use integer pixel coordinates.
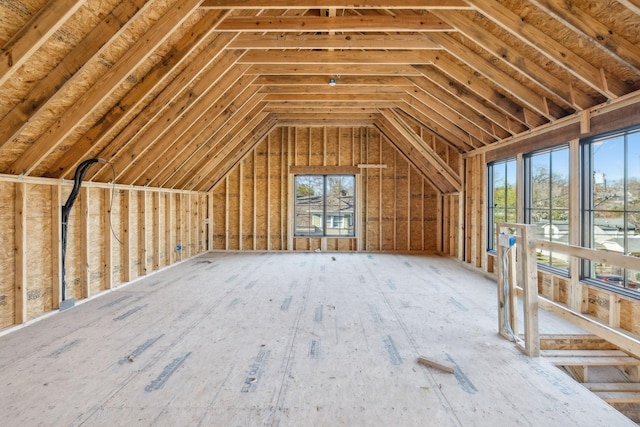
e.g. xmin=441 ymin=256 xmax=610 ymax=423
xmin=588 ymin=287 xmax=611 ymax=323
xmin=0 ymin=177 xmax=207 ymax=330
xmin=210 ymin=126 xmax=446 ymax=253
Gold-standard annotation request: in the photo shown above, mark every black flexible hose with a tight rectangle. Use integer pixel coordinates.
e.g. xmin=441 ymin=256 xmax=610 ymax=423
xmin=61 ymin=158 xmax=106 ymax=302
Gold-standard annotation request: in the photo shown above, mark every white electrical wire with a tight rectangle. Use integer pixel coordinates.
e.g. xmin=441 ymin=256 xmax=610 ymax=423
xmin=108 ymin=162 xmax=123 ymax=245
xmin=502 ymin=245 xmax=518 ymax=342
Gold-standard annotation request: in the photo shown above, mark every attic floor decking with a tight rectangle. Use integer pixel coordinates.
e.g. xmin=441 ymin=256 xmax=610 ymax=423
xmin=0 ymin=253 xmax=634 ymax=426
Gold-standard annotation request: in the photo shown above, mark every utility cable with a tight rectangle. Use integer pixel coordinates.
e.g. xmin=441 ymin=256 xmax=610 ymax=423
xmin=502 ymin=245 xmax=519 ymax=342
xmin=107 ymin=161 xmax=123 ymax=245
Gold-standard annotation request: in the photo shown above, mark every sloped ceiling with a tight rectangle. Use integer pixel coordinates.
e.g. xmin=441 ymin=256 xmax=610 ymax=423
xmin=0 ymin=0 xmax=639 ymax=192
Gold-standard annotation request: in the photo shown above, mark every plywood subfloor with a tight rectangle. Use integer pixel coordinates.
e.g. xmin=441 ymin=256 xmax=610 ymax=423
xmin=0 ymin=252 xmax=634 ymax=426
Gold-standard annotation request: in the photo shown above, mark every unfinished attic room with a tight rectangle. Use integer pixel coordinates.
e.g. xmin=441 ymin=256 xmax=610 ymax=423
xmin=3 ymin=0 xmax=640 ymax=425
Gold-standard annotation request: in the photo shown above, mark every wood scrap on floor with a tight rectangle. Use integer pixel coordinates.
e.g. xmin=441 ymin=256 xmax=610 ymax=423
xmin=417 ymin=355 xmax=456 ymax=374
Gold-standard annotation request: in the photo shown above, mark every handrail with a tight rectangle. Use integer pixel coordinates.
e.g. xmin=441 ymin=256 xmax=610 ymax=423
xmin=537 ymin=240 xmax=639 ymax=270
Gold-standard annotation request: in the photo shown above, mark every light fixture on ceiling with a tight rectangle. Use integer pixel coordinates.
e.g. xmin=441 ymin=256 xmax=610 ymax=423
xmin=329 ymin=77 xmax=336 ymax=86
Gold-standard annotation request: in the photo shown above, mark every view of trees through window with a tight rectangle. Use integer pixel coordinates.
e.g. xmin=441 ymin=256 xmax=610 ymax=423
xmin=294 ymin=175 xmax=355 ymax=237
xmin=525 ymin=147 xmax=570 ymax=269
xmin=487 ymin=159 xmax=517 ymax=250
xmin=487 ymin=128 xmax=639 ymax=294
xmin=584 ymin=128 xmax=640 ymax=289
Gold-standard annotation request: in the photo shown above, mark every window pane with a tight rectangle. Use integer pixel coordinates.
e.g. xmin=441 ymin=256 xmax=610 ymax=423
xmin=551 ymin=149 xmax=569 ymax=209
xmin=628 ymin=131 xmax=640 ymax=236
xmin=488 ymin=159 xmax=516 ymax=251
xmin=593 ymin=137 xmax=624 ymax=212
xmin=526 ymin=147 xmax=569 ymax=270
xmin=531 ymin=152 xmax=550 ymax=213
xmin=505 ymin=162 xmax=517 ymax=209
xmin=593 ymin=211 xmax=625 ymax=252
xmin=325 ymin=175 xmax=355 ymax=236
xmin=294 ymin=175 xmax=324 ymax=236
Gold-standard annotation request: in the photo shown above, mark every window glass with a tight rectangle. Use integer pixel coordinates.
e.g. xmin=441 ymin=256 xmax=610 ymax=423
xmin=487 ymin=159 xmax=516 ymax=250
xmin=525 ymin=146 xmax=570 ymax=270
xmin=583 ymin=128 xmax=640 ymax=290
xmin=294 ymin=175 xmax=355 ymax=237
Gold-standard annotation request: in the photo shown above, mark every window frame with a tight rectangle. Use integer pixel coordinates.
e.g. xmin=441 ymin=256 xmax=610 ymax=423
xmin=581 ymin=126 xmax=640 ymax=291
xmin=523 ymin=145 xmax=570 ymax=272
xmin=293 ymin=174 xmax=356 ymax=238
xmin=487 ymin=158 xmax=517 ymax=252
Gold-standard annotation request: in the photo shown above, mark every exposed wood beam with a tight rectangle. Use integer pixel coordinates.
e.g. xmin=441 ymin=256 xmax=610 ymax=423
xmin=433 ymin=10 xmax=594 ymax=110
xmin=426 ymin=33 xmax=563 ymax=120
xmin=398 ymin=96 xmax=478 ymax=151
xmin=0 ymin=0 xmax=87 ymax=87
xmin=14 ymin=182 xmax=27 ymax=324
xmin=617 ymin=0 xmax=640 ymax=15
xmin=263 ymin=93 xmax=401 ymax=101
xmin=124 ymin=75 xmax=260 ymax=185
xmin=201 ymin=114 xmax=278 ymax=192
xmin=403 ymin=88 xmax=492 ymax=145
xmin=90 ymin=52 xmax=247 ymax=183
xmin=274 ymin=113 xmax=376 ymax=126
xmin=259 ymin=85 xmax=406 ymax=94
xmin=465 ymin=0 xmax=629 ymax=99
xmin=393 ymin=103 xmax=468 ymax=152
xmin=46 ymin=11 xmax=233 ymax=180
xmin=253 ymin=75 xmax=413 ymax=86
xmin=264 ymin=106 xmax=381 ymax=114
xmin=406 ymin=77 xmax=507 ymax=141
xmin=238 ymin=50 xmax=436 ymax=64
xmin=410 ymin=66 xmax=525 ymax=135
xmin=0 ymin=0 xmax=148 ymax=151
xmin=92 ymin=58 xmax=250 ymax=184
xmin=201 ymin=0 xmax=471 ymax=9
xmin=265 ymin=100 xmax=397 ymax=109
xmin=247 ymin=64 xmax=423 ymax=75
xmin=182 ymin=105 xmax=273 ymax=190
xmin=229 ymin=34 xmax=441 ymax=50
xmin=413 ymin=61 xmax=544 ymax=128
xmin=168 ymin=97 xmax=269 ymax=189
xmin=375 ymin=111 xmax=461 ymax=193
xmin=216 ymin=15 xmax=453 ymax=32
xmin=145 ymin=82 xmax=263 ymax=187
xmin=527 ymin=0 xmax=640 ymax=75
xmin=7 ymin=0 xmax=204 ymax=177
xmin=406 ymin=75 xmax=511 ymax=140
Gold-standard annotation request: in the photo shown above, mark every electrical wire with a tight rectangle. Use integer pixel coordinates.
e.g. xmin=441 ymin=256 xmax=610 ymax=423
xmin=107 ymin=161 xmax=123 ymax=246
xmin=502 ymin=244 xmax=518 ymax=342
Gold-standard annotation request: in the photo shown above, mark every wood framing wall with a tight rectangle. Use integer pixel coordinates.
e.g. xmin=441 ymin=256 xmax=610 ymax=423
xmin=210 ymin=125 xmax=459 ymax=253
xmin=0 ymin=177 xmax=208 ymax=330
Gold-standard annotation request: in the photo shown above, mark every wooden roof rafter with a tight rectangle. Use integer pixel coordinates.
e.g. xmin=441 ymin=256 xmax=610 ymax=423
xmin=145 ymin=80 xmax=264 ymax=188
xmin=47 ymin=10 xmax=235 ymax=180
xmin=375 ymin=109 xmax=462 ymax=193
xmin=465 ymin=0 xmax=630 ymax=100
xmin=431 ymin=10 xmax=594 ymax=111
xmin=7 ymin=0 xmax=204 ymax=177
xmin=200 ymin=113 xmax=278 ymax=192
xmin=166 ymin=92 xmax=270 ymax=189
xmin=0 ymin=0 xmax=87 ymax=88
xmin=180 ymin=102 xmax=274 ymax=190
xmin=527 ymin=0 xmax=640 ymax=76
xmin=0 ymin=0 xmax=151 ymax=153
xmin=397 ymin=98 xmax=475 ymax=152
xmin=200 ymin=0 xmax=472 ymax=9
xmin=402 ymin=86 xmax=494 ymax=146
xmin=91 ymin=58 xmax=251 ymax=183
